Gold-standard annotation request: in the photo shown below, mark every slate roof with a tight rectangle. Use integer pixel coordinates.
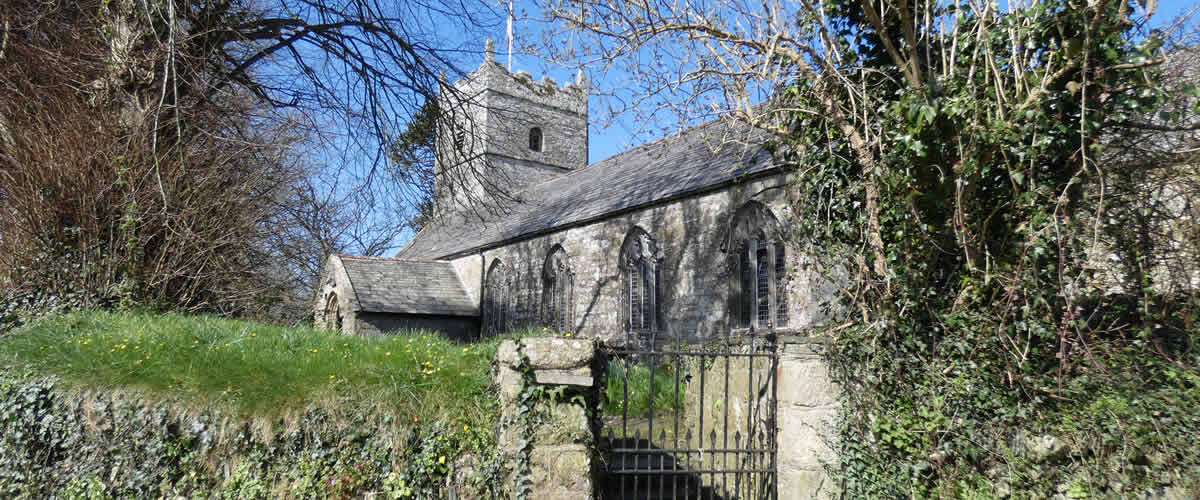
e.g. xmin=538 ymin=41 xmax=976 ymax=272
xmin=397 ymin=118 xmax=776 ymax=260
xmin=338 ymin=255 xmax=477 ymax=316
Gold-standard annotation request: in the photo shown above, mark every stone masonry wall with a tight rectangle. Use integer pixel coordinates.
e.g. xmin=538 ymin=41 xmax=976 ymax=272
xmin=436 ymin=50 xmax=588 ymax=214
xmin=451 ymin=172 xmax=843 ymax=344
xmin=776 ymin=337 xmax=839 ymax=499
xmin=494 ymin=338 xmax=597 ymax=499
xmin=354 ymin=313 xmax=479 ymax=341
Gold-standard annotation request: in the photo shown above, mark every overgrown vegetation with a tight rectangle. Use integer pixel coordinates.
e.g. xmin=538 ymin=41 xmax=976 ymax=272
xmin=601 ymin=358 xmax=684 ymax=417
xmin=0 ymin=310 xmax=498 ymax=422
xmin=777 ymin=1 xmax=1200 ymax=497
xmin=0 ymin=310 xmax=509 ymax=498
xmin=0 ymin=0 xmax=501 ymax=324
xmin=0 ymin=372 xmax=501 ymax=499
xmin=539 ymin=0 xmax=1198 ymax=496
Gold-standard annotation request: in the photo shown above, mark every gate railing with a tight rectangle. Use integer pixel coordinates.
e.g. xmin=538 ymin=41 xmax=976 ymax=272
xmin=600 ymin=328 xmax=778 ymax=500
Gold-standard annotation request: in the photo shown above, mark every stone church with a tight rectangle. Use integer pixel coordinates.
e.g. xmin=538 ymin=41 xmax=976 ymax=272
xmin=315 ymin=44 xmax=840 ymax=343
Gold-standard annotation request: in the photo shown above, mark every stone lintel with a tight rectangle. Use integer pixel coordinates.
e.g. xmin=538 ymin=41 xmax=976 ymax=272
xmin=534 ymin=367 xmax=593 ymax=386
xmin=498 ymin=338 xmax=595 ymax=371
xmin=522 ymin=338 xmax=595 ymax=370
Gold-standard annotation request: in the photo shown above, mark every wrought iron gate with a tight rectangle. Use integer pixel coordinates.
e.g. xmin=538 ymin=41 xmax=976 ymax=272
xmin=600 ymin=328 xmax=778 ymax=499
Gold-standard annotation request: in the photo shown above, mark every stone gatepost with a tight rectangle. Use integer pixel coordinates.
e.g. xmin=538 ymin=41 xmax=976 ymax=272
xmin=495 ymin=338 xmax=597 ymax=499
xmin=776 ymin=336 xmax=840 ymax=499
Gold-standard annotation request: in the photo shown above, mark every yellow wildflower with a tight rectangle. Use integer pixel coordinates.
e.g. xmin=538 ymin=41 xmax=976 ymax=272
xmin=438 ymin=456 xmax=445 ymax=465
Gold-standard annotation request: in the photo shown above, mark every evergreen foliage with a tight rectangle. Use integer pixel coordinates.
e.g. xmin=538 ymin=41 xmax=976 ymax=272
xmin=776 ymin=1 xmax=1200 ymax=496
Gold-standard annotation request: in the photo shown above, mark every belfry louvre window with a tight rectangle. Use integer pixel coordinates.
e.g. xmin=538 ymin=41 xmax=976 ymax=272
xmin=542 ymin=246 xmax=574 ymax=333
xmin=484 ymin=260 xmax=510 ymax=336
xmin=529 ymin=127 xmax=543 ymax=152
xmin=621 ymin=227 xmax=660 ymax=337
xmin=730 ymin=202 xmax=789 ymax=330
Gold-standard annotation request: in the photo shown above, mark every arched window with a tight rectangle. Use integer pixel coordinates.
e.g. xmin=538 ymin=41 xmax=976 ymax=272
xmin=484 ymin=259 xmax=510 ymax=336
xmin=620 ymin=227 xmax=660 ymax=339
xmin=528 ymin=127 xmax=543 ymax=152
xmin=324 ymin=293 xmax=342 ymax=332
xmin=728 ymin=202 xmax=789 ymax=330
xmin=453 ymin=125 xmax=466 ymax=152
xmin=541 ymin=246 xmax=574 ymax=333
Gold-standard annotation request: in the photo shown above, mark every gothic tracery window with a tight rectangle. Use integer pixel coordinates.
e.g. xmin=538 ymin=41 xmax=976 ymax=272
xmin=541 ymin=246 xmax=574 ymax=333
xmin=621 ymin=228 xmax=660 ymax=338
xmin=484 ymin=259 xmax=510 ymax=336
xmin=729 ymin=202 xmax=789 ymax=330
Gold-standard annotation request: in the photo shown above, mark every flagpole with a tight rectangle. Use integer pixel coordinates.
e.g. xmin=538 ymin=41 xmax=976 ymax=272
xmin=506 ymin=1 xmax=514 ymax=71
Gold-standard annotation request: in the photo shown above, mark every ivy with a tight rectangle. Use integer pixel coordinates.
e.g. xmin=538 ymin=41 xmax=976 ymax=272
xmin=778 ymin=0 xmax=1200 ymax=497
xmin=0 ymin=371 xmax=504 ymax=498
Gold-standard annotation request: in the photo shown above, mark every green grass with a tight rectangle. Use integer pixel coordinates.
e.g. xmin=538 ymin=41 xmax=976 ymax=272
xmin=0 ymin=310 xmax=501 ymax=425
xmin=602 ymin=358 xmax=685 ymax=417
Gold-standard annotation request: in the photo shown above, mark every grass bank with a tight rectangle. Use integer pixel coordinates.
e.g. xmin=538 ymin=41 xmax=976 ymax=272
xmin=0 ymin=310 xmax=499 ymax=425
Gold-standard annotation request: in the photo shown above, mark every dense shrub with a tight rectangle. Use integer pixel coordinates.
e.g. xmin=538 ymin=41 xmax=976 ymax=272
xmin=0 ymin=311 xmax=508 ymax=498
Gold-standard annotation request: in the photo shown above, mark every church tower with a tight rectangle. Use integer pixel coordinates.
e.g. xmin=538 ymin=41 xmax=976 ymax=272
xmin=434 ymin=40 xmax=588 ymax=216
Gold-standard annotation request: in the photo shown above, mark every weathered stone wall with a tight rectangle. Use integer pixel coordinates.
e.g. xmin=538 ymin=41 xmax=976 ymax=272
xmin=494 ymin=338 xmax=597 ymax=500
xmin=452 ymin=172 xmax=842 ymax=343
xmin=355 ymin=313 xmax=479 ymax=341
xmin=775 ymin=337 xmax=839 ymax=499
xmin=313 ymin=255 xmax=358 ymax=335
xmin=436 ymin=48 xmax=588 ymax=214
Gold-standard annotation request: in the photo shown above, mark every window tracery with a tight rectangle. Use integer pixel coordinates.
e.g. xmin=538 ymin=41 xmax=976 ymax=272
xmin=728 ymin=202 xmax=789 ymax=330
xmin=484 ymin=259 xmax=510 ymax=336
xmin=541 ymin=246 xmax=574 ymax=333
xmin=621 ymin=228 xmax=661 ymax=339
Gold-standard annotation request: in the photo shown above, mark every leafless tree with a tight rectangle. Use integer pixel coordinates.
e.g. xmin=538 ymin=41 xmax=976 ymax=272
xmin=0 ymin=0 xmax=516 ymax=321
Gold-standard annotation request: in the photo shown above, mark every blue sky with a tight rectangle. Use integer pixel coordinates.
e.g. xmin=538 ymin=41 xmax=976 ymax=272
xmin=343 ymin=0 xmax=1198 ymax=252
xmin=492 ymin=0 xmax=1200 ymax=165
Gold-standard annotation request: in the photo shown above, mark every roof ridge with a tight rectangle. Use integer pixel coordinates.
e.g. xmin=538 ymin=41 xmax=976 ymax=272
xmin=340 ymin=254 xmax=450 ymax=264
xmin=512 ymin=114 xmax=733 ymax=195
xmin=397 ymin=114 xmax=776 ymax=260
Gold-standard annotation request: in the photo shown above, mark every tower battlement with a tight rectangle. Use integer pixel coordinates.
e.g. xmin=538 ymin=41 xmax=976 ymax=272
xmin=434 ymin=40 xmax=589 ymax=216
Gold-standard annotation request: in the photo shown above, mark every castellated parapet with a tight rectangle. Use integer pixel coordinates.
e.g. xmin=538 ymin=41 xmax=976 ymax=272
xmin=434 ymin=40 xmax=589 ymax=214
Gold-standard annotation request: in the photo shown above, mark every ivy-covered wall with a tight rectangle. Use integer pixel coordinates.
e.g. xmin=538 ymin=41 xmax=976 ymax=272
xmin=0 ymin=372 xmax=500 ymax=499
